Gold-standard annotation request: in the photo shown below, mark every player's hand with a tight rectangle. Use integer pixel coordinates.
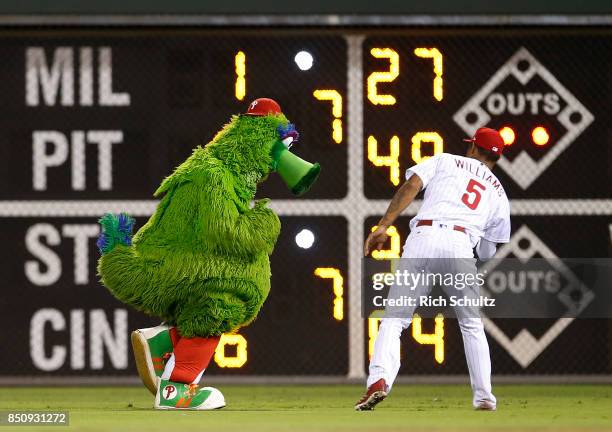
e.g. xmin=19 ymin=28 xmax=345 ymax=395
xmin=364 ymin=225 xmax=389 ymax=256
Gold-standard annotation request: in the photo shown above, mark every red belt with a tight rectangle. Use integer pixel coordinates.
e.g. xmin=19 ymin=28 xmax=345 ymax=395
xmin=416 ymin=219 xmax=466 ymax=234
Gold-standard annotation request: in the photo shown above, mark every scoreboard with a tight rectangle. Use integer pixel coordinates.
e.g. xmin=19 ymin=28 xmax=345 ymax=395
xmin=0 ymin=28 xmax=610 ymax=380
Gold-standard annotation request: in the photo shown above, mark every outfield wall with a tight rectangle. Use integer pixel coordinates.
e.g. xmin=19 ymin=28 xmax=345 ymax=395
xmin=1 ymin=15 xmax=611 ymax=384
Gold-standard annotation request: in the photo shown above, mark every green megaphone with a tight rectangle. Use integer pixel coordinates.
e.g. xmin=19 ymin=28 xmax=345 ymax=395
xmin=271 ymin=140 xmax=320 ymax=196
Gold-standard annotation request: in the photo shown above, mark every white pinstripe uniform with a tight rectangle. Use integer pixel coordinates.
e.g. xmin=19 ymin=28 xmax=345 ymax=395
xmin=367 ymin=153 xmax=511 ymax=408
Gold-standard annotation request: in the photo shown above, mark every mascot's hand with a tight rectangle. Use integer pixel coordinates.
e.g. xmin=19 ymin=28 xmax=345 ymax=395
xmin=254 ymin=198 xmax=271 ymax=210
xmin=252 ymin=198 xmax=280 ymax=254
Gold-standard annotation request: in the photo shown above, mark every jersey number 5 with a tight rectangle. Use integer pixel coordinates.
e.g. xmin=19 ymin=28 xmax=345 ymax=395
xmin=461 ymin=179 xmax=486 ymax=210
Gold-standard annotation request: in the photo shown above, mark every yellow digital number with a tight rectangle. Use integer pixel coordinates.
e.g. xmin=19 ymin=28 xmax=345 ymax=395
xmin=235 ymin=51 xmax=246 ymax=101
xmin=367 ymin=48 xmax=399 ymax=105
xmin=313 ymin=89 xmax=343 ymax=144
xmin=411 ymin=132 xmax=444 ymax=164
xmin=215 ymin=334 xmax=247 ymax=368
xmin=368 ymin=225 xmax=399 ymax=353
xmin=414 ymin=48 xmax=443 ymax=101
xmin=368 ymin=317 xmax=382 ymax=358
xmin=412 ymin=313 xmax=445 ymax=364
xmin=368 ymin=135 xmax=400 ymax=186
xmin=368 ymin=314 xmax=445 ymax=364
xmin=370 ymin=225 xmax=400 ymax=260
xmin=314 ymin=267 xmax=344 ymax=321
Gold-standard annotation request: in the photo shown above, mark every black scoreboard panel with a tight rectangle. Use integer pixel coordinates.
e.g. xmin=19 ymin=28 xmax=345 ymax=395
xmin=363 ymin=30 xmax=611 ymax=199
xmin=363 ymin=216 xmax=612 ymax=374
xmin=216 ymin=216 xmax=349 ymax=375
xmin=1 ymin=216 xmax=348 ymax=375
xmin=0 ymin=27 xmax=610 ymax=378
xmin=0 ymin=30 xmax=348 ymax=200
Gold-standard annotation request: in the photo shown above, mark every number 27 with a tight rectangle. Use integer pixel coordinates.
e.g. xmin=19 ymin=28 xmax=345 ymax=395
xmin=462 ymin=179 xmax=486 ymax=210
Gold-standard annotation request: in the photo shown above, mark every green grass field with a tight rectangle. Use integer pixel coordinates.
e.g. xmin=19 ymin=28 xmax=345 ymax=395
xmin=2 ymin=385 xmax=611 ymax=431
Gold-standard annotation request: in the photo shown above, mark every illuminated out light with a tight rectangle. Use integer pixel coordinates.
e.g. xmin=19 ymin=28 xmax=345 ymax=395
xmin=295 ymin=229 xmax=315 ymax=249
xmin=414 ymin=48 xmax=443 ymax=101
xmin=313 ymin=89 xmax=343 ymax=144
xmin=499 ymin=126 xmax=516 ymax=145
xmin=314 ymin=267 xmax=344 ymax=321
xmin=532 ymin=126 xmax=550 ymax=146
xmin=367 ymin=48 xmax=399 ymax=105
xmin=215 ymin=334 xmax=247 ymax=368
xmin=370 ymin=225 xmax=400 ymax=260
xmin=412 ymin=313 xmax=445 ymax=364
xmin=411 ymin=132 xmax=444 ymax=164
xmin=294 ymin=50 xmax=314 ymax=71
xmin=234 ymin=51 xmax=246 ymax=101
xmin=368 ymin=135 xmax=400 ymax=186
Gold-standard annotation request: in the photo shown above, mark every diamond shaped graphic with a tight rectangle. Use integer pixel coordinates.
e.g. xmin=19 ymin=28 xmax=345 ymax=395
xmin=479 ymin=225 xmax=593 ymax=368
xmin=453 ymin=48 xmax=594 ymax=189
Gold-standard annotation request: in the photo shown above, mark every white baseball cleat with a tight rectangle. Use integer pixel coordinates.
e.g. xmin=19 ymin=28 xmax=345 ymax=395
xmin=475 ymin=400 xmax=497 ymax=411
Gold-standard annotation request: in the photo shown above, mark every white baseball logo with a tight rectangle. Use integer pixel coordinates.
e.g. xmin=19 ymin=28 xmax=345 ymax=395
xmin=162 ymin=385 xmax=177 ymax=400
xmin=249 ymin=100 xmax=258 ymax=110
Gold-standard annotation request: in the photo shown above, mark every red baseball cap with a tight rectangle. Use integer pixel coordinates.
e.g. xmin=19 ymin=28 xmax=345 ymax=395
xmin=245 ymin=98 xmax=283 ymax=116
xmin=463 ymin=127 xmax=505 ymax=156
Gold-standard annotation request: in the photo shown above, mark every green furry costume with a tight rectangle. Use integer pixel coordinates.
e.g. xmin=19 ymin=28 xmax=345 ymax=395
xmin=97 ymin=110 xmax=318 ymax=338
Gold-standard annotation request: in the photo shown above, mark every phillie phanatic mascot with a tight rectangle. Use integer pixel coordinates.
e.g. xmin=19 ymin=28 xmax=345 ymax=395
xmin=97 ymin=99 xmax=319 ymax=410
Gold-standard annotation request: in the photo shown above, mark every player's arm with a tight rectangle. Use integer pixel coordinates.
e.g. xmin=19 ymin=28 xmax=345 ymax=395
xmin=475 ymin=239 xmax=497 ymax=261
xmin=364 ymin=174 xmax=422 ymax=256
xmin=478 ymin=195 xmax=511 ymax=260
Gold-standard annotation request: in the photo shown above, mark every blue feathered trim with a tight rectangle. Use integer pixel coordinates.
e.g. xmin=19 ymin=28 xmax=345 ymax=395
xmin=277 ymin=123 xmax=299 ymax=143
xmin=97 ymin=213 xmax=135 ymax=255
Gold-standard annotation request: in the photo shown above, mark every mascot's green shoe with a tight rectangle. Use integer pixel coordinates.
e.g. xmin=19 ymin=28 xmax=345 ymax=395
xmin=131 ymin=324 xmax=174 ymax=395
xmin=154 ymin=378 xmax=226 ymax=410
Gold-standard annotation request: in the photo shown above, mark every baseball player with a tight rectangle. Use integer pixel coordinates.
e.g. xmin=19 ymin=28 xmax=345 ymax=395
xmin=355 ymin=127 xmax=510 ymax=411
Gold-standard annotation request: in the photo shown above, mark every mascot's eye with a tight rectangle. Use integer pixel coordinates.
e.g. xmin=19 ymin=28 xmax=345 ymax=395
xmin=277 ymin=123 xmax=300 ymax=149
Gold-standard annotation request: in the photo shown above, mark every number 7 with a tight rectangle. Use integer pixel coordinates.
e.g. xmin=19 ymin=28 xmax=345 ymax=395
xmin=462 ymin=179 xmax=486 ymax=210
xmin=414 ymin=48 xmax=443 ymax=101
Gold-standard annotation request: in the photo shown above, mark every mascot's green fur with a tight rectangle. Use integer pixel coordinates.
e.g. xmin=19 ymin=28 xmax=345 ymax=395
xmin=97 ymin=110 xmax=316 ymax=338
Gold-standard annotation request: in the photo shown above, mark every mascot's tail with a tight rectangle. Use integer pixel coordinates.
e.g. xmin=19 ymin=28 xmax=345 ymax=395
xmin=97 ymin=213 xmax=135 ymax=255
xmin=97 ymin=212 xmax=155 ymax=314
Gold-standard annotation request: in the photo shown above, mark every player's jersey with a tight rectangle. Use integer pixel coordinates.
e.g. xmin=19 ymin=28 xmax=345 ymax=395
xmin=406 ymin=153 xmax=511 ymax=243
